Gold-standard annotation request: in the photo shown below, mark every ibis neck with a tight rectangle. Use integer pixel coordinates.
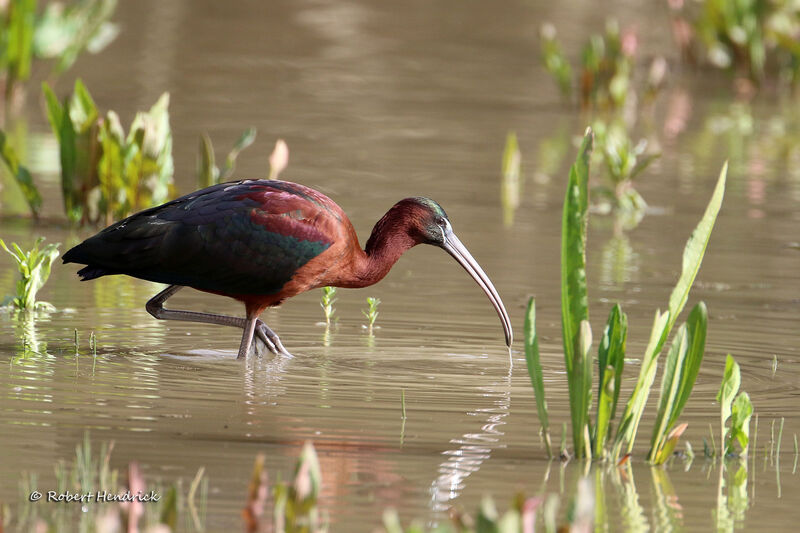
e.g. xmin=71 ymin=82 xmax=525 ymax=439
xmin=346 ymin=225 xmax=416 ymax=288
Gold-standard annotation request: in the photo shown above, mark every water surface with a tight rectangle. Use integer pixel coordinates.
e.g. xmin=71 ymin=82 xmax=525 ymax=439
xmin=1 ymin=0 xmax=798 ymax=531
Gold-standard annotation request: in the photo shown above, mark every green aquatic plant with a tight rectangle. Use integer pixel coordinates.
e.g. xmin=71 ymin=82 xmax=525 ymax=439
xmin=33 ymin=0 xmax=118 ymax=75
xmin=43 ymin=79 xmax=174 ymax=224
xmin=613 ymin=162 xmax=726 ymax=461
xmin=197 ymin=127 xmax=256 ymax=188
xmin=540 ymin=23 xmax=572 ymax=100
xmin=363 ymin=296 xmax=381 ymax=333
xmin=244 ymin=442 xmax=326 ymax=533
xmin=500 ymin=131 xmax=521 ymax=227
xmin=1 ymin=0 xmax=37 ymax=103
xmin=524 ymin=128 xmax=727 ymax=461
xmin=1 ymin=0 xmax=117 ymax=103
xmin=594 ymin=304 xmax=627 ymax=456
xmin=539 ymin=19 xmax=640 ymax=110
xmin=0 ymin=237 xmax=59 ymax=311
xmin=10 ymin=431 xmax=207 ymax=532
xmin=591 ymin=119 xmax=659 ymax=229
xmin=0 ymin=128 xmax=41 ymax=217
xmin=320 ymin=286 xmax=337 ymax=325
xmin=524 ymin=298 xmax=552 ymax=457
xmin=671 ymin=0 xmax=800 ymax=87
xmin=718 ymin=354 xmax=754 ymax=457
xmin=383 ymin=478 xmax=596 ymax=533
xmin=648 ymin=302 xmax=707 ymax=464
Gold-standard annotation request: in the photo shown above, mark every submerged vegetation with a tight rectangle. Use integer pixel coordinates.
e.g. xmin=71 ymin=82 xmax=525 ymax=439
xmin=0 ymin=236 xmax=59 ymax=311
xmin=524 ymin=129 xmax=727 ymax=462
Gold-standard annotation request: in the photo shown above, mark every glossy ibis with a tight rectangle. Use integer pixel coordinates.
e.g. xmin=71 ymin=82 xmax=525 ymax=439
xmin=63 ymin=179 xmax=513 ymax=358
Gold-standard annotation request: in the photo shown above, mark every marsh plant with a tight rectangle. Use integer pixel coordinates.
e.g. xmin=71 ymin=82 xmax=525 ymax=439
xmin=197 ymin=127 xmax=256 ymax=188
xmin=243 ymin=442 xmax=326 ymax=533
xmin=0 ymin=127 xmax=41 ymax=217
xmin=524 ymin=128 xmax=727 ymax=462
xmin=10 ymin=432 xmax=207 ymax=532
xmin=591 ymin=119 xmax=659 ymax=230
xmin=0 ymin=237 xmax=59 ymax=311
xmin=362 ymin=296 xmax=381 ymax=334
xmin=0 ymin=0 xmax=118 ymax=105
xmin=717 ymin=354 xmax=754 ymax=458
xmin=540 ymin=20 xmax=662 ymax=111
xmin=500 ymin=131 xmax=522 ymax=227
xmin=43 ymin=79 xmax=174 ymax=224
xmin=670 ymin=0 xmax=800 ymax=87
xmin=320 ymin=286 xmax=337 ymax=326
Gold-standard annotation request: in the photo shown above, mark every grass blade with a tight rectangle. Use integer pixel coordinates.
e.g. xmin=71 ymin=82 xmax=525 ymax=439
xmin=524 ymin=297 xmax=552 ymax=457
xmin=561 ymin=128 xmax=593 ymax=456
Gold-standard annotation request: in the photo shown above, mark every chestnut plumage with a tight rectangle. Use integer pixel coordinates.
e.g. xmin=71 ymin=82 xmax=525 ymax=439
xmin=64 ymin=179 xmax=513 ymax=358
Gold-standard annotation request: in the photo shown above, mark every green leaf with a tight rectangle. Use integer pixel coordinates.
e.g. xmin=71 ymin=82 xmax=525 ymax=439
xmin=667 ymin=163 xmax=728 ymax=332
xmin=729 ymin=392 xmax=753 ymax=456
xmin=6 ymin=0 xmax=37 ymax=84
xmin=501 ymin=131 xmax=521 ymax=182
xmin=42 ymin=83 xmax=65 ymax=137
xmin=476 ymin=496 xmax=500 ymax=533
xmin=197 ymin=133 xmax=217 ymax=188
xmin=0 ymin=237 xmax=59 ymax=310
xmin=648 ymin=302 xmax=707 ymax=462
xmin=669 ymin=302 xmax=707 ymax=428
xmin=649 ymin=324 xmax=689 ymax=460
xmin=222 ymin=127 xmax=257 ymax=179
xmin=524 ymin=298 xmax=552 ymax=457
xmin=70 ymin=79 xmax=99 ymax=132
xmin=561 ymin=128 xmax=593 ymax=456
xmin=159 ymin=486 xmax=178 ymax=530
xmin=594 ymin=303 xmax=627 ymax=454
xmin=718 ymin=354 xmax=741 ymax=456
xmin=613 ymin=164 xmax=726 ymax=458
xmin=0 ymin=129 xmax=42 ymax=217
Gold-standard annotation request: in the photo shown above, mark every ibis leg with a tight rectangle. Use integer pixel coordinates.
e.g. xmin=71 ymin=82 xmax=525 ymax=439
xmin=238 ymin=316 xmax=258 ymax=360
xmin=145 ymin=285 xmax=292 ymax=357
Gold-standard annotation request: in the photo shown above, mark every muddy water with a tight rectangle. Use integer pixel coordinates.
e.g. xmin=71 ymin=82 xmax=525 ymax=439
xmin=1 ymin=0 xmax=799 ymax=531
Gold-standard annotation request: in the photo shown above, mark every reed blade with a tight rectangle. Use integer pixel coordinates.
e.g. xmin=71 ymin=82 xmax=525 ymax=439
xmin=524 ymin=297 xmax=552 ymax=457
xmin=561 ymin=128 xmax=593 ymax=456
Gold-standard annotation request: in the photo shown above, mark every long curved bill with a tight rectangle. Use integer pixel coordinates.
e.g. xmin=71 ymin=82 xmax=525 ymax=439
xmin=441 ymin=230 xmax=513 ymax=347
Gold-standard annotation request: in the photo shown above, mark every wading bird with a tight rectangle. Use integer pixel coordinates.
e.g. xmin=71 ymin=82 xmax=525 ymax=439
xmin=63 ymin=180 xmax=513 ymax=358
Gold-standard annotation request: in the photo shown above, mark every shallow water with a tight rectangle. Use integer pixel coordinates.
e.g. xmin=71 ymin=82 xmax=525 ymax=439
xmin=1 ymin=0 xmax=799 ymax=531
